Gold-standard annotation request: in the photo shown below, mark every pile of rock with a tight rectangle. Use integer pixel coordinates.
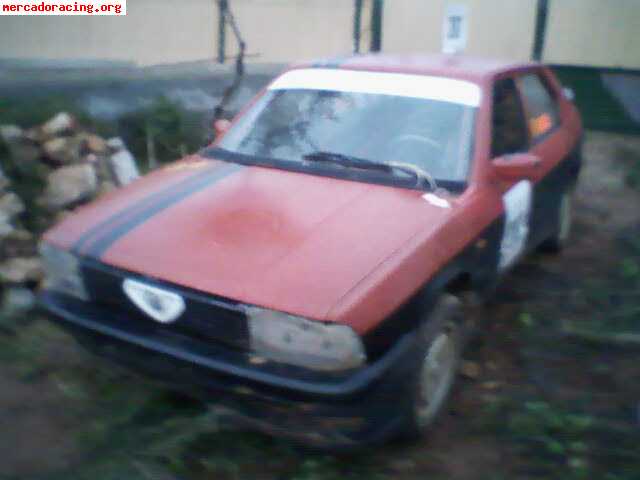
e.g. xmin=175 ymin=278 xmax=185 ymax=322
xmin=0 ymin=163 xmax=39 ymax=315
xmin=0 ymin=112 xmax=140 ymax=314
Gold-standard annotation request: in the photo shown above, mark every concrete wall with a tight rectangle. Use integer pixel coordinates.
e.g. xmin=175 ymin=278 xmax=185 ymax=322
xmin=383 ymin=0 xmax=537 ymax=62
xmin=544 ymin=0 xmax=640 ymax=69
xmin=1 ymin=0 xmax=640 ymax=69
xmin=0 ymin=0 xmax=354 ymax=66
xmin=0 ymin=0 xmax=218 ymax=66
xmin=229 ymin=0 xmax=354 ymax=63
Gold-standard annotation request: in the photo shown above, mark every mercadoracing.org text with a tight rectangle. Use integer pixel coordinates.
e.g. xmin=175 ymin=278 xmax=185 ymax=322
xmin=1 ymin=0 xmax=126 ymax=15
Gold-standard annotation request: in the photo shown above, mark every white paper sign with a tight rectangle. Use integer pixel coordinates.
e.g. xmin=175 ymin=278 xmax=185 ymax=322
xmin=442 ymin=4 xmax=469 ymax=54
xmin=499 ymin=180 xmax=533 ymax=271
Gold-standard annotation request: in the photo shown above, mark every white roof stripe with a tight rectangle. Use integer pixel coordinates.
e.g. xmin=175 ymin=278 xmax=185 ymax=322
xmin=269 ymin=68 xmax=481 ymax=107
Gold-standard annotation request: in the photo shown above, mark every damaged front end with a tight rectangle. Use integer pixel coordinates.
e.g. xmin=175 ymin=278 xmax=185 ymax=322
xmin=38 ymin=255 xmax=421 ymax=448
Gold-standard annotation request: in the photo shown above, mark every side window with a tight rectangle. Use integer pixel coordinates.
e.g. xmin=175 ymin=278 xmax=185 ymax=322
xmin=518 ymin=73 xmax=560 ymax=140
xmin=491 ymin=78 xmax=529 ymax=158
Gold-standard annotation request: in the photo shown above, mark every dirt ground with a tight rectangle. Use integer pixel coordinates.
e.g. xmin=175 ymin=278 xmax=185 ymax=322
xmin=1 ymin=130 xmax=639 ymax=480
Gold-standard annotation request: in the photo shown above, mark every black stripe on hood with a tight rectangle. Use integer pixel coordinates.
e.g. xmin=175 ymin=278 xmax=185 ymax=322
xmin=73 ymin=166 xmax=217 ymax=255
xmin=76 ymin=162 xmax=243 ymax=259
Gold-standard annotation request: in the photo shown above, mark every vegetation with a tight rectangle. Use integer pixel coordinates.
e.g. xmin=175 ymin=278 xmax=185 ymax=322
xmin=0 ymin=95 xmax=209 ymax=172
xmin=619 ymin=144 xmax=640 ymax=191
xmin=118 ymin=96 xmax=210 ymax=171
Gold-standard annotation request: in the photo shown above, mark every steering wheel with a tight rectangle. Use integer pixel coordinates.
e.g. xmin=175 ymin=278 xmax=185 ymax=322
xmin=388 ymin=134 xmax=444 ymax=152
xmin=385 ymin=133 xmax=446 ymax=172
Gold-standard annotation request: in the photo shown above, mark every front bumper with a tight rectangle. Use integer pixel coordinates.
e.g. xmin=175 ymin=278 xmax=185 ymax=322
xmin=39 ymin=291 xmax=421 ymax=448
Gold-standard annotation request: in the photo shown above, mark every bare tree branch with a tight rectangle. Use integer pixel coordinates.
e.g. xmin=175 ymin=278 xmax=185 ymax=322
xmin=214 ymin=0 xmax=247 ymax=122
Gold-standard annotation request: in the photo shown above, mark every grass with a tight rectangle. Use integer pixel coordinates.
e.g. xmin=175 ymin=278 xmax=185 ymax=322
xmin=618 ymin=144 xmax=640 ymax=191
xmin=479 ymin=395 xmax=640 ymax=480
xmin=478 ymin=231 xmax=640 ymax=479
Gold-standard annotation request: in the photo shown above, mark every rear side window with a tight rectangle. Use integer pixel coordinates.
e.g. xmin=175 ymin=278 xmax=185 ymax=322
xmin=491 ymin=78 xmax=529 ymax=158
xmin=518 ymin=73 xmax=560 ymax=140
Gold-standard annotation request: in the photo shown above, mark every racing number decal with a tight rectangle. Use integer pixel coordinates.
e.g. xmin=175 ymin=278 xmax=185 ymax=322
xmin=499 ymin=180 xmax=533 ymax=270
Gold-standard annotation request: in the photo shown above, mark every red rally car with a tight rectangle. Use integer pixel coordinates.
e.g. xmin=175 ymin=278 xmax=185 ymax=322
xmin=39 ymin=54 xmax=582 ymax=447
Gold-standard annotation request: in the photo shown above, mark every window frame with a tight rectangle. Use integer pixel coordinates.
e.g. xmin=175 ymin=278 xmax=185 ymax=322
xmin=514 ymin=69 xmax=563 ymax=145
xmin=490 ymin=75 xmax=531 ymax=159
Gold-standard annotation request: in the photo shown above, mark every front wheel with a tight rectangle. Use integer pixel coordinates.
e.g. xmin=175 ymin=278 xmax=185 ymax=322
xmin=403 ymin=294 xmax=464 ymax=437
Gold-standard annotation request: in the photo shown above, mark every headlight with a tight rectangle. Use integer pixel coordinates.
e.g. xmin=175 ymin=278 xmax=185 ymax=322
xmin=245 ymin=307 xmax=366 ymax=371
xmin=39 ymin=243 xmax=88 ymax=301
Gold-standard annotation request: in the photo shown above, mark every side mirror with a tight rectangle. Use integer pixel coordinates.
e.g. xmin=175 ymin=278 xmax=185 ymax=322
xmin=493 ymin=153 xmax=542 ymax=180
xmin=213 ymin=119 xmax=231 ymax=138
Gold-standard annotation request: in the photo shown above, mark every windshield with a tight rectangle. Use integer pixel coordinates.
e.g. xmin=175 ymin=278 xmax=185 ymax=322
xmin=218 ymin=71 xmax=478 ymax=185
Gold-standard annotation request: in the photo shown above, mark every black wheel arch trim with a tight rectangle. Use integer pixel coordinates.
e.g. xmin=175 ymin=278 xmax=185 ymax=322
xmin=363 ymin=216 xmax=503 ymax=358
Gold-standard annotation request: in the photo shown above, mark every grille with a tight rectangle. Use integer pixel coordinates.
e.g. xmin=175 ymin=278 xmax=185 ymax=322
xmin=81 ymin=261 xmax=250 ymax=350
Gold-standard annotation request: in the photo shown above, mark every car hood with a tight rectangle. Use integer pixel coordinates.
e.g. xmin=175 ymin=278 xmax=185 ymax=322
xmin=44 ymin=156 xmax=458 ymax=328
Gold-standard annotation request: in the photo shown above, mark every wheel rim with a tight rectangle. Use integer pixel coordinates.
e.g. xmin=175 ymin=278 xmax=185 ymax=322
xmin=416 ymin=329 xmax=457 ymax=427
xmin=558 ymin=194 xmax=572 ymax=243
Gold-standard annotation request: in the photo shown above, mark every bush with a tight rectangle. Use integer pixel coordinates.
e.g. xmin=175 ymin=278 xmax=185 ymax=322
xmin=118 ymin=96 xmax=210 ymax=171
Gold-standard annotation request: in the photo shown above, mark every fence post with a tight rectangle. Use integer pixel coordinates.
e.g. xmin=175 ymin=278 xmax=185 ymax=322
xmin=532 ymin=0 xmax=548 ymax=61
xmin=354 ymin=0 xmax=363 ymax=53
xmin=217 ymin=0 xmax=228 ymax=64
xmin=370 ymin=0 xmax=383 ymax=52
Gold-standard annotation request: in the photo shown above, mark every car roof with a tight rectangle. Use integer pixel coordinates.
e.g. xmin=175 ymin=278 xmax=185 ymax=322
xmin=295 ymin=53 xmax=539 ymax=84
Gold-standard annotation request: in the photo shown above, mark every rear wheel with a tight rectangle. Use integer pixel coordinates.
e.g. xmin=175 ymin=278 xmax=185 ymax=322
xmin=403 ymin=294 xmax=464 ymax=437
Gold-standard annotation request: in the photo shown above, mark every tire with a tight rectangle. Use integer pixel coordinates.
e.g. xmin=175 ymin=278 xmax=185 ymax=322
xmin=402 ymin=294 xmax=464 ymax=438
xmin=540 ymin=190 xmax=573 ymax=252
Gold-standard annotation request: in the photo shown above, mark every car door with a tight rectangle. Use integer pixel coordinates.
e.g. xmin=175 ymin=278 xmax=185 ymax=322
xmin=489 ymin=76 xmax=535 ymax=271
xmin=514 ymin=70 xmax=570 ymax=246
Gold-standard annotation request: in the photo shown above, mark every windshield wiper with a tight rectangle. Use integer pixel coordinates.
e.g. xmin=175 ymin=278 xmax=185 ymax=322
xmin=303 ymin=151 xmax=391 ymax=173
xmin=303 ymin=151 xmax=436 ymax=191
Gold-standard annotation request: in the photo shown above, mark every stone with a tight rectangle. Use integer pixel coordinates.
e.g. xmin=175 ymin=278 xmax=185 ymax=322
xmin=42 ymin=137 xmax=69 ymax=163
xmin=0 ymin=125 xmax=41 ymax=167
xmin=0 ymin=165 xmax=10 ymax=192
xmin=23 ymin=127 xmax=44 ymax=143
xmin=40 ymin=164 xmax=97 ymax=209
xmin=481 ymin=381 xmax=503 ymax=390
xmin=109 ymin=148 xmax=139 ymax=186
xmin=2 ymin=287 xmax=36 ymax=314
xmin=83 ymin=134 xmax=109 ymax=154
xmin=54 ymin=210 xmax=72 ymax=224
xmin=90 ymin=154 xmax=114 ymax=181
xmin=42 ymin=135 xmax=84 ymax=165
xmin=106 ymin=137 xmax=126 ymax=151
xmin=0 ymin=257 xmax=43 ymax=284
xmin=98 ymin=180 xmax=117 ymax=196
xmin=0 ymin=213 xmax=14 ymax=239
xmin=1 ymin=229 xmax=37 ymax=257
xmin=7 ymin=143 xmax=42 ymax=169
xmin=0 ymin=125 xmax=24 ymax=143
xmin=460 ymin=361 xmax=481 ymax=379
xmin=0 ymin=192 xmax=25 ymax=219
xmin=41 ymin=112 xmax=75 ymax=137
xmin=6 ymin=229 xmax=34 ymax=243
xmin=84 ymin=153 xmax=98 ymax=164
